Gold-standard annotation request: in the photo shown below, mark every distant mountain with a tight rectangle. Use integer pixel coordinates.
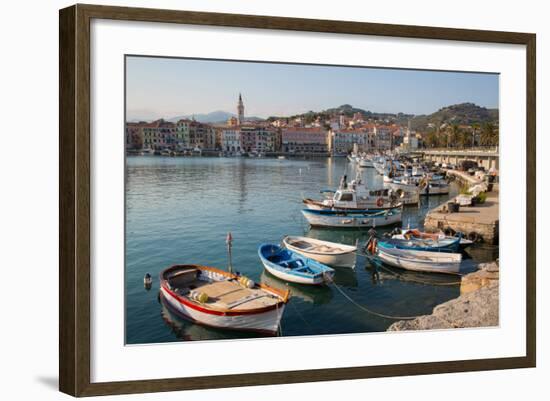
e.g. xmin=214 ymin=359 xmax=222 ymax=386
xmin=167 ymin=110 xmax=234 ymax=123
xmin=166 ymin=111 xmax=265 ymax=124
xmin=410 ymin=103 xmax=498 ymax=131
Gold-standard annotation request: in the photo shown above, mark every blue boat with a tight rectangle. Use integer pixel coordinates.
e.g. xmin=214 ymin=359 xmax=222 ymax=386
xmin=378 ymin=233 xmax=462 ymax=252
xmin=258 ymin=244 xmax=335 ymax=285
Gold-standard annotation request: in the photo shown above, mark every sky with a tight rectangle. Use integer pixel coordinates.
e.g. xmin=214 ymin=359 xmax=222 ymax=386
xmin=126 ymin=56 xmax=499 ymax=121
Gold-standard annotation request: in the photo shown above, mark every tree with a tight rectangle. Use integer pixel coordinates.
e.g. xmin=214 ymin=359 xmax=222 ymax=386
xmin=447 ymin=124 xmax=461 ymax=148
xmin=480 ymin=122 xmax=498 ymax=146
xmin=471 ymin=123 xmax=480 ymax=147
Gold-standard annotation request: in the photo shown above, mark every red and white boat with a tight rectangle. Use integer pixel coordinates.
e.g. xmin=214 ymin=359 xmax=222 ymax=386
xmin=159 ymin=264 xmax=290 ymax=335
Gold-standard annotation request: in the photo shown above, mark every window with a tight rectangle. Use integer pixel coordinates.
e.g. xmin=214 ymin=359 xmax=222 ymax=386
xmin=339 ymin=193 xmax=353 ymax=202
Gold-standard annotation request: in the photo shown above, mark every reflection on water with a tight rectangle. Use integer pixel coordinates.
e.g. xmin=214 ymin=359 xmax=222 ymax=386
xmin=126 ymin=156 xmax=496 ymax=344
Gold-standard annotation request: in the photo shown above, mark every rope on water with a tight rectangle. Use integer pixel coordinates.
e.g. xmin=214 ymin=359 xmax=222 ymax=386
xmin=327 ymin=278 xmax=419 ymax=321
xmin=288 ymin=298 xmax=314 ymax=329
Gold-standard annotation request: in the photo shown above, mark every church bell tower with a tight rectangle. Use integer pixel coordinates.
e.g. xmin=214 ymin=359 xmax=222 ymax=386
xmin=237 ymin=93 xmax=245 ymax=125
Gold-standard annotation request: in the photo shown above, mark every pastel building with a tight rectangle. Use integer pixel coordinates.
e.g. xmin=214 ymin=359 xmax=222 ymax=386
xmin=125 ymin=122 xmax=144 ymax=150
xmin=332 ymin=129 xmax=370 ymax=154
xmin=281 ymin=128 xmax=329 ymax=154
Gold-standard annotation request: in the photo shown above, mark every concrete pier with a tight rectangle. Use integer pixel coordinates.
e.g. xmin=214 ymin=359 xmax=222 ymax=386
xmin=424 ymin=191 xmax=499 ymax=244
xmin=421 ymin=148 xmax=499 ymax=171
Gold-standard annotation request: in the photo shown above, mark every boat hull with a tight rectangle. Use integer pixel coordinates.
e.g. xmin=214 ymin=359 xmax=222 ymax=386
xmin=160 ymin=287 xmax=285 ymax=335
xmin=302 ymin=209 xmax=402 ymax=228
xmin=382 ymin=237 xmax=461 ymax=252
xmin=283 ymin=237 xmax=357 ymax=268
xmin=377 ymin=248 xmax=461 ymax=274
xmin=261 ymin=260 xmax=326 ymax=284
xmin=388 ymin=182 xmax=449 ymax=196
xmin=302 ymin=198 xmax=399 ymax=211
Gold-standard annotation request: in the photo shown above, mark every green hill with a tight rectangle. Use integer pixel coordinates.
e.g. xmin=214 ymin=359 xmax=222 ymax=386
xmin=410 ymin=103 xmax=498 ymax=131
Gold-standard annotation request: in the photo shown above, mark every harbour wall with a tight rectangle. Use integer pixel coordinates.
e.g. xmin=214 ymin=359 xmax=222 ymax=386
xmin=388 ymin=262 xmax=499 ymax=331
xmin=421 ymin=148 xmax=499 ymax=171
xmin=423 ymin=170 xmax=499 ymax=245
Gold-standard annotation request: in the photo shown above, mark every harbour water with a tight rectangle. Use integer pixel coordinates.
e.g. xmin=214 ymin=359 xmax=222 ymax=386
xmin=125 ymin=156 xmax=497 ymax=344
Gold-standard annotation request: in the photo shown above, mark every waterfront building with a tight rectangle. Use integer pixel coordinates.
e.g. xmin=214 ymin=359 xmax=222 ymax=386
xmin=221 ymin=128 xmax=242 ymax=152
xmin=332 ymin=129 xmax=370 ymax=154
xmin=138 ymin=119 xmax=176 ymax=150
xmin=281 ymin=128 xmax=329 ymax=154
xmin=125 ymin=122 xmax=144 ymax=150
xmin=175 ymin=119 xmax=191 ymax=149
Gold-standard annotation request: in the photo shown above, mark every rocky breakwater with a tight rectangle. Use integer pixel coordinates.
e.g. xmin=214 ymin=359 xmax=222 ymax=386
xmin=388 ymin=262 xmax=499 ymax=331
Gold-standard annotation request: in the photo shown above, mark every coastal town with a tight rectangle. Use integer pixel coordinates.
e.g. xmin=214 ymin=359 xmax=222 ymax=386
xmin=125 ymin=94 xmax=498 ymax=157
xmin=125 ymin=67 xmax=500 ymax=343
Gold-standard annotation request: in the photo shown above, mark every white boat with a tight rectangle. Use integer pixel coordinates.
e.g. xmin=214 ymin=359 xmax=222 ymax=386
xmin=388 ymin=176 xmax=449 ymax=195
xmin=368 ymin=239 xmax=462 ymax=274
xmin=277 ymin=155 xmax=286 ymax=160
xmin=282 ymin=236 xmax=357 ymax=268
xmin=303 ymin=170 xmax=418 ymax=209
xmin=302 ymin=207 xmax=402 ymax=228
xmin=159 ymin=264 xmax=289 ymax=335
xmin=358 ymin=157 xmax=373 ymax=168
xmin=392 ymin=228 xmax=473 ymax=249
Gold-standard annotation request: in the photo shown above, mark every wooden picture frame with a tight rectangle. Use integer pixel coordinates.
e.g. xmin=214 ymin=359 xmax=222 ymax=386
xmin=59 ymin=3 xmax=536 ymax=397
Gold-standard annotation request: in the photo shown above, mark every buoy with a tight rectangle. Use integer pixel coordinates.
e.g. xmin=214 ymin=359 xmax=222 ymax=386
xmin=144 ymin=273 xmax=152 ymax=290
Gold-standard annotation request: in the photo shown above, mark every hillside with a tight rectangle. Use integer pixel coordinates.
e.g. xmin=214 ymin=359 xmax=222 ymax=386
xmin=410 ymin=103 xmax=498 ymax=131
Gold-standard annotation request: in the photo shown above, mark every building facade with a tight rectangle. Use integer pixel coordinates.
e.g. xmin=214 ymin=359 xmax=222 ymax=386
xmin=332 ymin=129 xmax=370 ymax=154
xmin=281 ymin=128 xmax=329 ymax=154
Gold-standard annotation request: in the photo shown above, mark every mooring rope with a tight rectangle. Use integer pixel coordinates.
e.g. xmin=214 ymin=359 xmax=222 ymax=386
xmin=288 ymin=298 xmax=314 ymax=329
xmin=327 ymin=278 xmax=418 ymax=321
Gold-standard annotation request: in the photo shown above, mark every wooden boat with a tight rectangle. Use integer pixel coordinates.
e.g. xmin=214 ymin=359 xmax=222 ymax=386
xmin=258 ymin=244 xmax=335 ymax=285
xmin=367 ymin=238 xmax=462 ymax=274
xmin=379 ymin=233 xmax=462 ymax=252
xmin=393 ymin=228 xmax=473 ymax=249
xmin=282 ymin=236 xmax=357 ymax=267
xmin=301 ymin=207 xmax=402 ymax=228
xmin=159 ymin=264 xmax=289 ymax=335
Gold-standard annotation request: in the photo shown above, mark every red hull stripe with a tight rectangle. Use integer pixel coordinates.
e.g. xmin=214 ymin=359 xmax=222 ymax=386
xmin=162 ymin=285 xmax=284 ymax=316
xmin=161 ymin=294 xmax=278 ymax=336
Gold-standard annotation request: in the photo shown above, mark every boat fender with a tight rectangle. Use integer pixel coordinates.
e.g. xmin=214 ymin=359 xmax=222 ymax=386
xmin=376 ymin=197 xmax=384 ymax=207
xmin=238 ymin=276 xmax=255 ymax=289
xmin=467 ymin=232 xmax=481 ymax=243
xmin=190 ymin=291 xmax=209 ymax=303
xmin=444 ymin=227 xmax=456 ymax=236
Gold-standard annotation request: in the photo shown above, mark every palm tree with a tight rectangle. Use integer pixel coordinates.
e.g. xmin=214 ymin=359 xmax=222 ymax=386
xmin=448 ymin=124 xmax=461 ymax=148
xmin=471 ymin=123 xmax=480 ymax=147
xmin=481 ymin=122 xmax=498 ymax=146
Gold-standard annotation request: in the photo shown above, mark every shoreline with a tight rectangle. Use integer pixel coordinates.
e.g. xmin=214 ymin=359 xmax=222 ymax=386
xmin=388 ymin=261 xmax=499 ymax=331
